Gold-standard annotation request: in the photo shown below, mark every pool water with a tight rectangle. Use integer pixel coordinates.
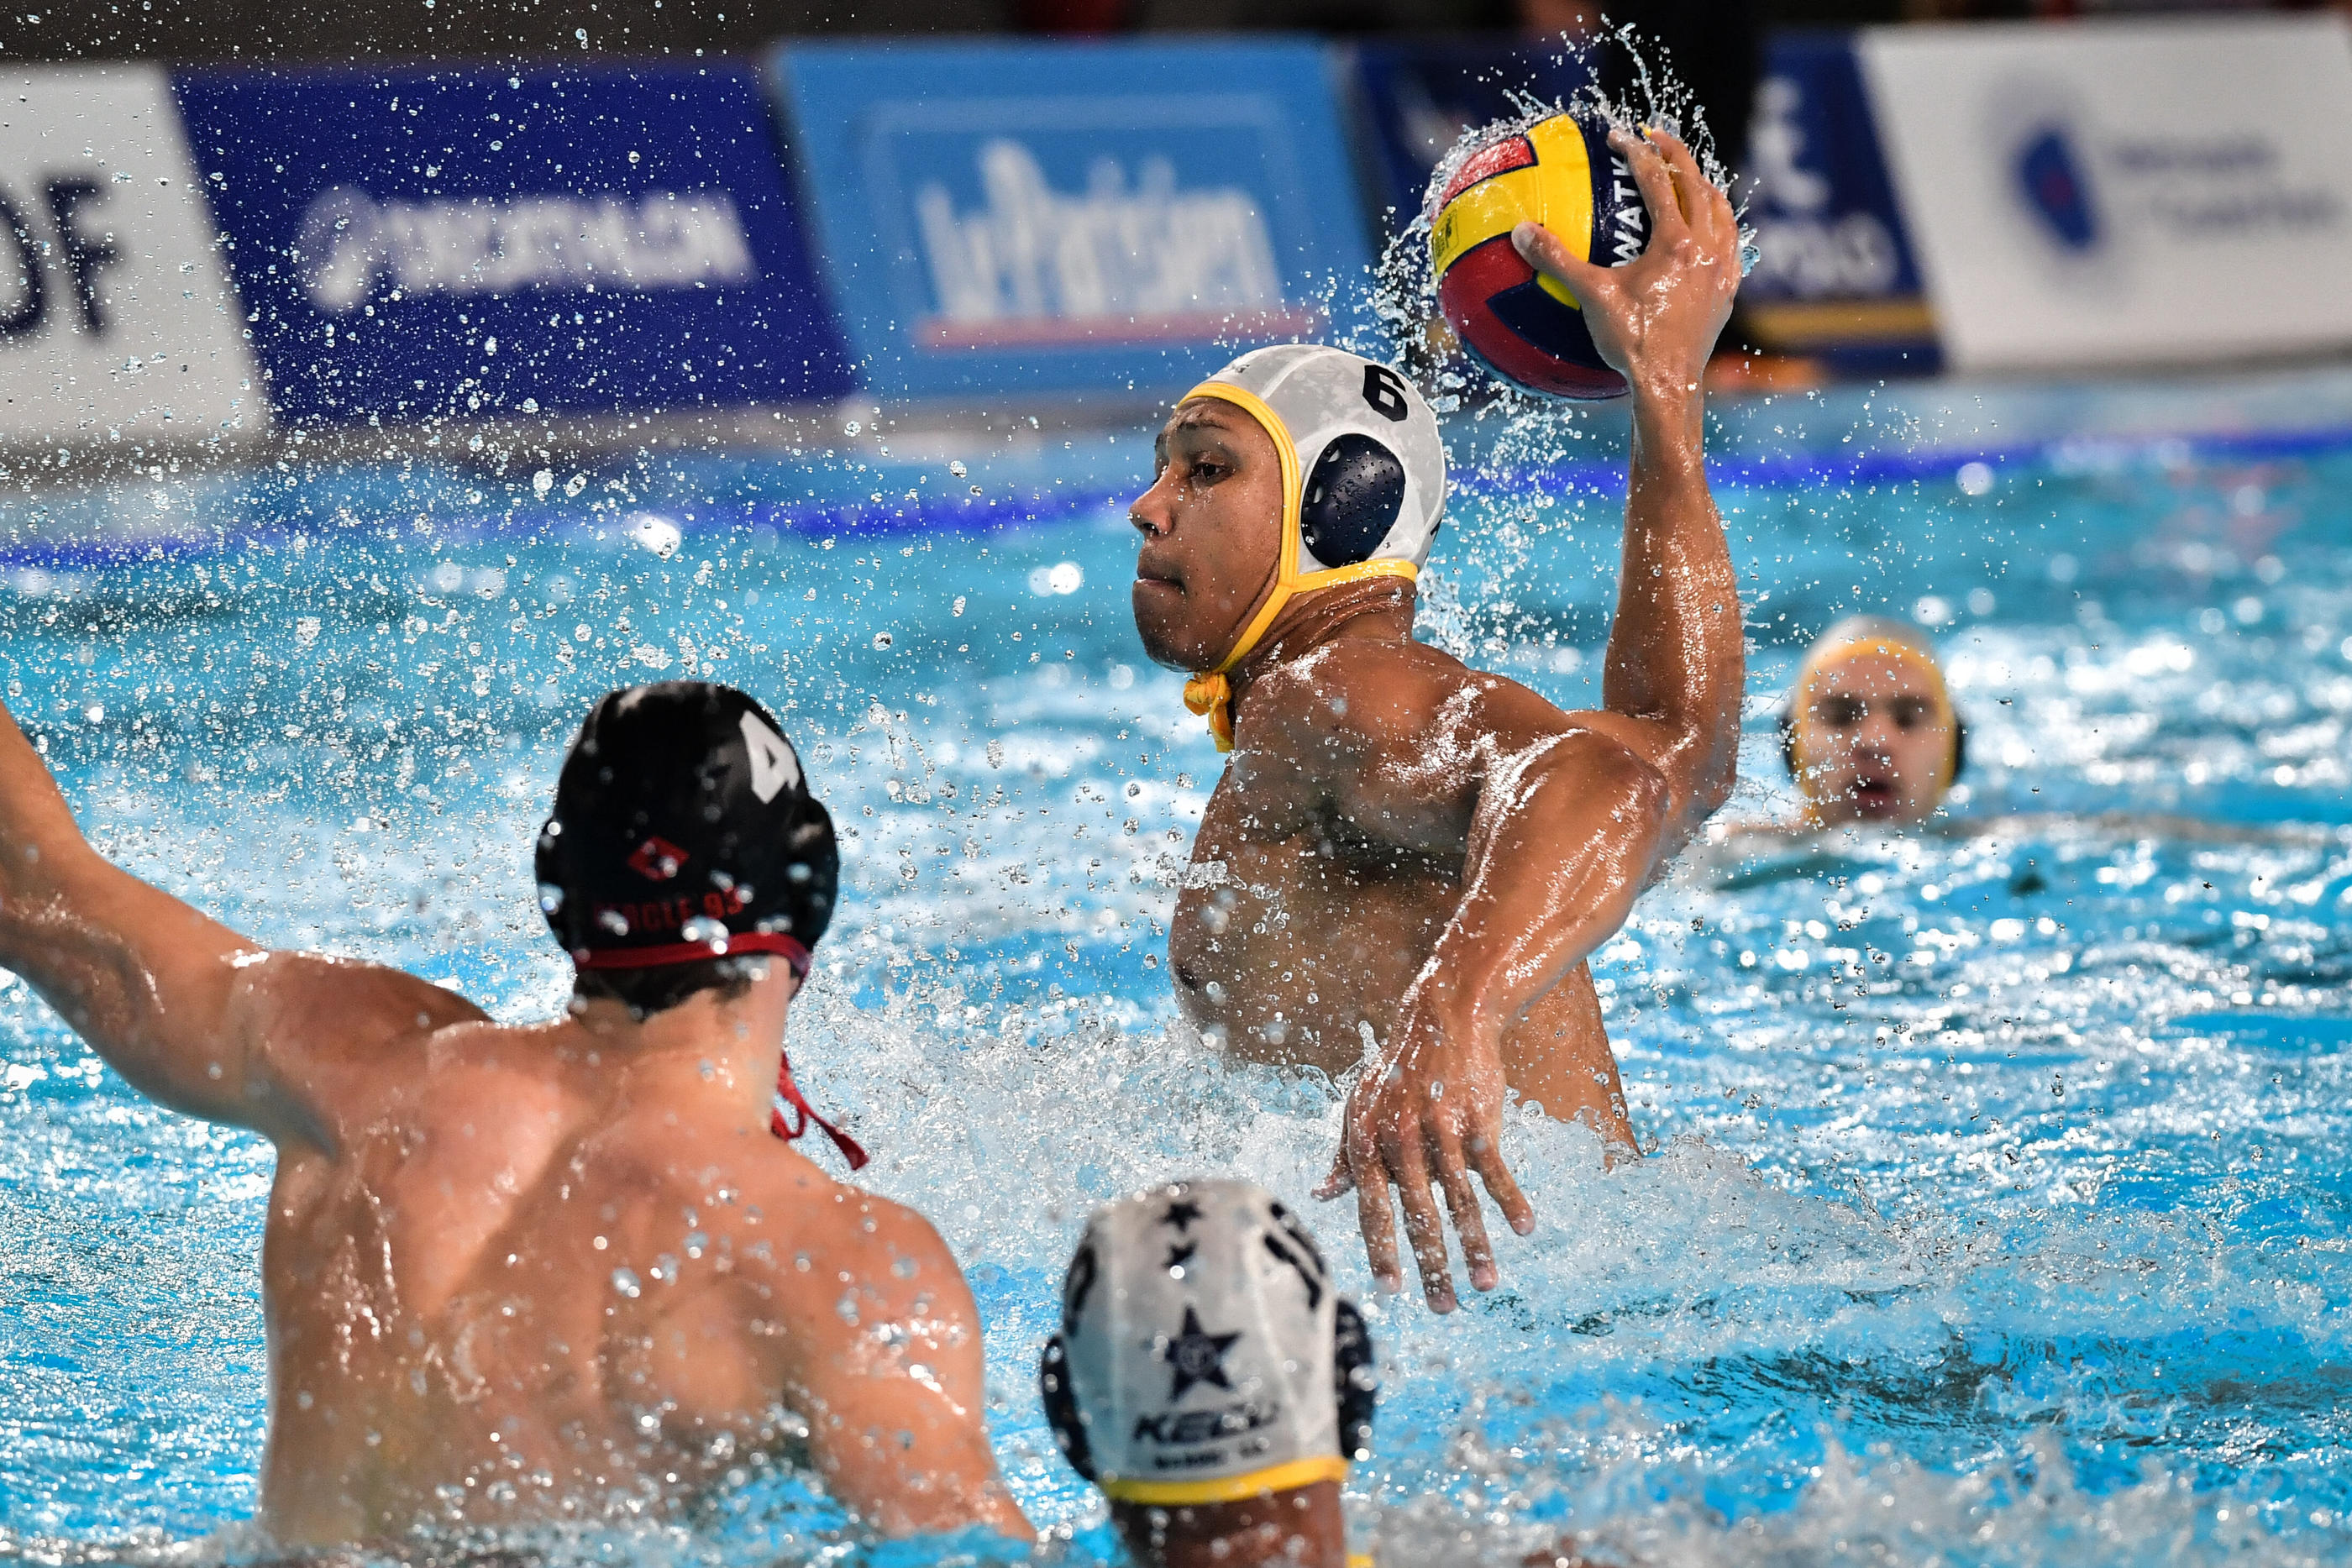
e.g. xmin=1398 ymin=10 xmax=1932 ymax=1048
xmin=5 ymin=364 xmax=2352 ymax=1565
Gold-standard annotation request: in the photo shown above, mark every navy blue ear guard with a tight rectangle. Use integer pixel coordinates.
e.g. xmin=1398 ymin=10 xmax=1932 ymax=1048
xmin=1038 ymin=1297 xmax=1378 ymax=1483
xmin=1300 ymin=433 xmax=1409 ymax=569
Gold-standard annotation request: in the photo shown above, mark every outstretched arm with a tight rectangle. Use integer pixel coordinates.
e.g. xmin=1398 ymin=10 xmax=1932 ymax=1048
xmin=0 ymin=699 xmax=483 ymax=1146
xmin=1515 ymin=126 xmax=1746 ymax=857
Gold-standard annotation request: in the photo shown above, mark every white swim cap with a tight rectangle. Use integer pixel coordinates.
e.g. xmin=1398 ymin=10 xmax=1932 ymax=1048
xmin=1179 ymin=345 xmax=1449 ymax=751
xmin=1191 ymin=344 xmax=1448 ymax=577
xmin=1039 ymin=1177 xmax=1376 ymax=1505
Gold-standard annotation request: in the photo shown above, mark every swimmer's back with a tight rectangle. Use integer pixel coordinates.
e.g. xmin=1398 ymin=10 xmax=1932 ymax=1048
xmin=238 ymin=962 xmax=982 ymax=1542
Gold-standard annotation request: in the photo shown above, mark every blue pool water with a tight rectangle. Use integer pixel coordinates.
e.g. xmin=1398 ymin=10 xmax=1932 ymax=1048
xmin=4 ymin=364 xmax=2352 ymax=1565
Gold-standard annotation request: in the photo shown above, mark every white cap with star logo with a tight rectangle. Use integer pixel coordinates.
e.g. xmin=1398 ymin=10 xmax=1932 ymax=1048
xmin=1047 ymin=1177 xmax=1355 ymax=1506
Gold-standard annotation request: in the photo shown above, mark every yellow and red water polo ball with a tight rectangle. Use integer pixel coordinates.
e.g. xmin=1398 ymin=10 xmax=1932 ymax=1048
xmin=1428 ymin=110 xmax=1651 ymax=399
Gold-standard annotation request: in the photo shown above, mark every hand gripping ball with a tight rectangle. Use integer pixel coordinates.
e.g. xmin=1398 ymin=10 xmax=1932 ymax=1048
xmin=1428 ymin=111 xmax=1651 ymax=399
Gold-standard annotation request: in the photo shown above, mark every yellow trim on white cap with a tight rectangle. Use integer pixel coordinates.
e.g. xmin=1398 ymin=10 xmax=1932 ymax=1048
xmin=1177 ymin=380 xmax=1420 ymax=752
xmin=1100 ymin=1454 xmax=1349 ymax=1507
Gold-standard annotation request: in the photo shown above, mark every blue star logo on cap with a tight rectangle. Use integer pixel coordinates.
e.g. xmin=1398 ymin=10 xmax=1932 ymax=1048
xmin=1162 ymin=1305 xmax=1240 ymax=1401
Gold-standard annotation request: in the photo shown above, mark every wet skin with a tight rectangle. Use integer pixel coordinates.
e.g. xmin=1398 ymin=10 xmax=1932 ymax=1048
xmin=1110 ymin=1479 xmax=1346 ymax=1568
xmin=1791 ymin=651 xmax=1956 ymax=826
xmin=0 ymin=702 xmax=1031 ymax=1549
xmin=1133 ymin=128 xmax=1746 ymax=1311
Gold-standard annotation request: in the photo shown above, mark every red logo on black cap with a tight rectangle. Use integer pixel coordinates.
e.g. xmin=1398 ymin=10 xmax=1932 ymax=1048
xmin=627 ymin=836 xmax=690 ymax=882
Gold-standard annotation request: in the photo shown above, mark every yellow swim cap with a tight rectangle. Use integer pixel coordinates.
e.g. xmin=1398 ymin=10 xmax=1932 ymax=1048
xmin=1785 ymin=616 xmax=1960 ymax=813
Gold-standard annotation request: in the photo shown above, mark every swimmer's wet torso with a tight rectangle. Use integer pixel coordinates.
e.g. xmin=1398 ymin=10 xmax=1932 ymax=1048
xmin=252 ymin=998 xmax=970 ymax=1540
xmin=1168 ymin=621 xmax=1625 ymax=1137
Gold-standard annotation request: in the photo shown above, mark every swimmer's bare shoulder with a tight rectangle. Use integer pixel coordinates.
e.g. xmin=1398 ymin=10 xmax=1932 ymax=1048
xmin=349 ymin=1018 xmax=1023 ymax=1540
xmin=1236 ymin=632 xmax=1648 ymax=829
xmin=699 ymin=1147 xmax=1021 ymax=1537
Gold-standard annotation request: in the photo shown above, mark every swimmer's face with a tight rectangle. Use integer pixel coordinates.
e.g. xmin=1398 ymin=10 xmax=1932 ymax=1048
xmin=1130 ymin=399 xmax=1286 ymax=670
xmin=1793 ymin=652 xmax=1955 ymax=825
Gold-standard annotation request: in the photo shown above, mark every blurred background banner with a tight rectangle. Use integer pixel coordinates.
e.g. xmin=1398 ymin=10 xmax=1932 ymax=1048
xmin=10 ymin=18 xmax=2352 ymax=443
xmin=170 ymin=63 xmax=856 ymax=424
xmin=1338 ymin=36 xmax=1591 ymax=238
xmin=1860 ymin=14 xmax=2352 ymax=374
xmin=1736 ymin=30 xmax=1934 ymax=375
xmin=773 ymin=36 xmax=1373 ymax=406
xmin=0 ymin=66 xmax=261 ymax=443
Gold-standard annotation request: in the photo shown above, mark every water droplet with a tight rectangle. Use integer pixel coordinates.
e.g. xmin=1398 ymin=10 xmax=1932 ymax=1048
xmin=611 ymin=1267 xmax=640 ymax=1298
xmin=627 ymin=514 xmax=681 ymax=559
xmin=873 ymin=631 xmax=894 ymax=650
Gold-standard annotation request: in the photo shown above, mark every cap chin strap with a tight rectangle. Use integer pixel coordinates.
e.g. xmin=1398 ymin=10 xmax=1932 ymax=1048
xmin=769 ymin=1051 xmax=869 ymax=1171
xmin=567 ymin=931 xmax=869 ymax=1172
xmin=1178 ymin=381 xmax=1420 ymax=753
xmin=1100 ymin=1453 xmax=1348 ymax=1506
xmin=1788 ymin=636 xmax=1958 ymax=822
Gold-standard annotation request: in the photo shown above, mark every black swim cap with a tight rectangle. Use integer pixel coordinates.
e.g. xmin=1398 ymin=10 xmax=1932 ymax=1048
xmin=537 ymin=682 xmax=837 ymax=975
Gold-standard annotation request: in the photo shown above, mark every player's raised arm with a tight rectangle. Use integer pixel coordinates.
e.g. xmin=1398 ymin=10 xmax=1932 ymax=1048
xmin=1512 ymin=126 xmax=1746 ymax=857
xmin=0 ymin=699 xmax=482 ymax=1146
xmin=1317 ymin=128 xmax=1745 ymax=1312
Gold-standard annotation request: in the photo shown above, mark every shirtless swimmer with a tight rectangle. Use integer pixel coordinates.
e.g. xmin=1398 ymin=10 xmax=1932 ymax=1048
xmin=0 ymin=681 xmax=1032 ymax=1548
xmin=1129 ymin=128 xmax=1746 ymax=1312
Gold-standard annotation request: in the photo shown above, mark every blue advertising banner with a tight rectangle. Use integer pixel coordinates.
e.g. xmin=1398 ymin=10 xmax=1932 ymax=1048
xmin=1740 ymin=30 xmax=1934 ymax=364
xmin=1342 ymin=39 xmax=1593 ymax=235
xmin=773 ymin=39 xmax=1375 ymax=403
xmin=171 ymin=65 xmax=855 ymax=422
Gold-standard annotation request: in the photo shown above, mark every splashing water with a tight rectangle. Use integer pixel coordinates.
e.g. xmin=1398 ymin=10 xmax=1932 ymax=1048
xmin=6 ymin=365 xmax=2352 ymax=1565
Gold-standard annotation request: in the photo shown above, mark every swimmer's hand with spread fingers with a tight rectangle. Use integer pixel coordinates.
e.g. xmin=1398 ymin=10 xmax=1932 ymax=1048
xmin=1315 ymin=125 xmax=1746 ymax=1312
xmin=1311 ymin=725 xmax=1676 ymax=1310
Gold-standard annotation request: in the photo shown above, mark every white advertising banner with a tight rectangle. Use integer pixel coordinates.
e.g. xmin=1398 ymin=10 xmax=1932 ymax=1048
xmin=1859 ymin=17 xmax=2352 ymax=373
xmin=0 ymin=66 xmax=261 ymax=442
